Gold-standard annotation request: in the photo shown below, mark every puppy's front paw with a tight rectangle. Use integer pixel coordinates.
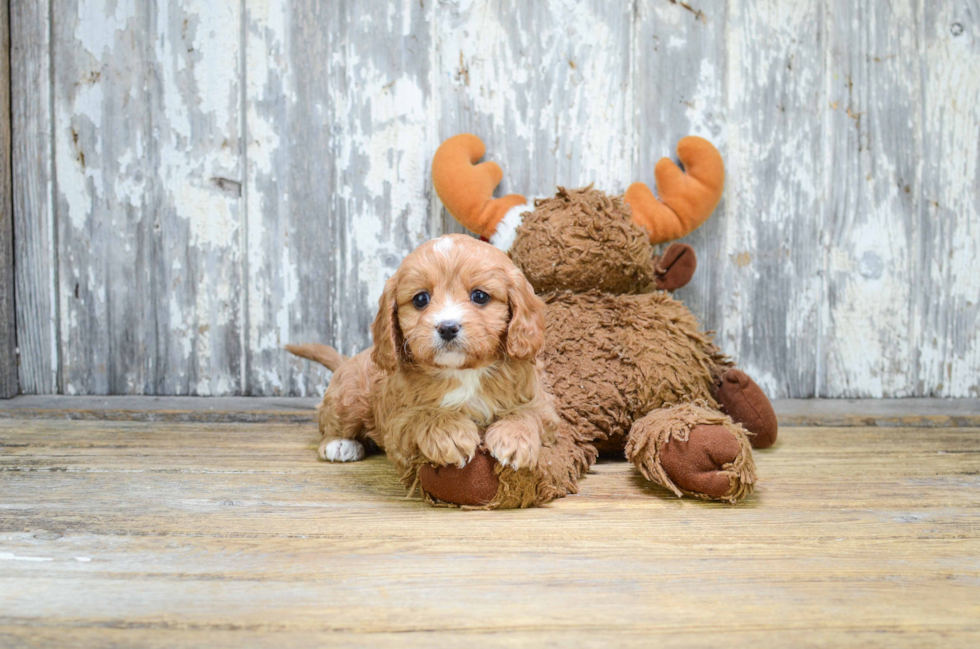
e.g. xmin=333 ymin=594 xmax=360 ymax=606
xmin=486 ymin=419 xmax=541 ymax=470
xmin=319 ymin=438 xmax=366 ymax=462
xmin=417 ymin=420 xmax=481 ymax=468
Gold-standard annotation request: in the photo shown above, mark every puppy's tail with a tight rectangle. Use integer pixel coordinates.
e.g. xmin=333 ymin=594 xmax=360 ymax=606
xmin=285 ymin=343 xmax=347 ymax=372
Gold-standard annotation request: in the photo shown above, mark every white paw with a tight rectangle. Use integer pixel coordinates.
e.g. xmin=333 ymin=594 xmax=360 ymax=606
xmin=321 ymin=439 xmax=366 ymax=462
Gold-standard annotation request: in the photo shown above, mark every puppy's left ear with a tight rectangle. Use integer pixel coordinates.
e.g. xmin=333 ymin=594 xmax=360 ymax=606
xmin=505 ymin=268 xmax=545 ymax=360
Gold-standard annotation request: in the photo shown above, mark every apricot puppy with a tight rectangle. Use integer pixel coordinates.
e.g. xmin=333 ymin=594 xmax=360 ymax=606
xmin=287 ymin=234 xmax=557 ymax=487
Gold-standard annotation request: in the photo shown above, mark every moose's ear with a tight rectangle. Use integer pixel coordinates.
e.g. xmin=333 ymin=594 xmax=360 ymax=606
xmin=655 ymin=243 xmax=697 ymax=292
xmin=432 ymin=134 xmax=527 ymax=240
xmin=370 ymin=276 xmax=403 ymax=372
xmin=625 ymin=136 xmax=725 ymax=244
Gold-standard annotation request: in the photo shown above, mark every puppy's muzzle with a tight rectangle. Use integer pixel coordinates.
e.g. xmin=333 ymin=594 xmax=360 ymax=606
xmin=437 ymin=320 xmax=461 ymax=342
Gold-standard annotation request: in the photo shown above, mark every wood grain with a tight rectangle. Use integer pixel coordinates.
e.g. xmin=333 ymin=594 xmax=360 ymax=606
xmin=717 ymin=0 xmax=825 ymax=398
xmin=824 ymin=0 xmax=919 ymax=397
xmin=50 ymin=0 xmax=244 ymax=395
xmin=918 ymin=0 xmax=980 ymax=397
xmin=2 ymin=395 xmax=980 ymax=427
xmin=434 ymin=0 xmax=634 ymax=236
xmin=0 ymin=0 xmax=16 ymax=397
xmin=10 ymin=0 xmax=58 ymax=395
xmin=244 ymin=0 xmax=434 ymax=397
xmin=633 ymin=0 xmax=727 ymax=364
xmin=0 ymin=416 xmax=978 ymax=647
xmin=243 ymin=0 xmax=335 ymax=398
xmin=8 ymin=1 xmax=980 ymax=397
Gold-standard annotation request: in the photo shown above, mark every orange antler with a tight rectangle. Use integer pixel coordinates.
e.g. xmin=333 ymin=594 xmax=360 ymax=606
xmin=624 ymin=136 xmax=725 ymax=244
xmin=432 ymin=134 xmax=527 ymax=239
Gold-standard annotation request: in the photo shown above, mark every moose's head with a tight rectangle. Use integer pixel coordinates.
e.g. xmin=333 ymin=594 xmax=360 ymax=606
xmin=432 ymin=134 xmax=724 ymax=294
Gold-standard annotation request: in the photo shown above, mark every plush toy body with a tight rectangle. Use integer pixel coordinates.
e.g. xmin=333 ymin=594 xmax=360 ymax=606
xmin=420 ymin=135 xmax=778 ymax=507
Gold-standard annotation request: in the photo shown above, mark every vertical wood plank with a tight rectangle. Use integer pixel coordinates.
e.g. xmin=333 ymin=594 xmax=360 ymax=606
xmin=243 ymin=0 xmax=337 ymax=396
xmin=822 ymin=0 xmax=921 ymax=397
xmin=0 ymin=0 xmax=16 ymax=397
xmin=433 ymin=0 xmax=634 ymax=235
xmin=711 ymin=0 xmax=825 ymax=398
xmin=632 ymin=0 xmax=729 ymax=372
xmin=245 ymin=0 xmax=432 ymax=395
xmin=10 ymin=0 xmax=58 ymax=395
xmin=52 ymin=0 xmax=148 ymax=394
xmin=148 ymin=1 xmax=244 ymax=395
xmin=329 ymin=0 xmax=433 ymax=364
xmin=918 ymin=0 xmax=980 ymax=398
xmin=51 ymin=0 xmax=243 ymax=395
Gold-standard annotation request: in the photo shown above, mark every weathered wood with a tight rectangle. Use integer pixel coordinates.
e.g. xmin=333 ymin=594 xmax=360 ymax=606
xmin=633 ymin=0 xmax=728 ymax=365
xmin=10 ymin=0 xmax=58 ymax=395
xmin=244 ymin=0 xmax=433 ymax=396
xmin=0 ymin=395 xmax=321 ymax=423
xmin=0 ymin=418 xmax=979 ymax=645
xmin=51 ymin=0 xmax=244 ymax=395
xmin=823 ymin=0 xmax=921 ymax=397
xmin=712 ymin=0 xmax=825 ymax=398
xmin=2 ymin=395 xmax=980 ymax=427
xmin=434 ymin=0 xmax=634 ymax=234
xmin=8 ymin=0 xmax=980 ymax=398
xmin=243 ymin=0 xmax=335 ymax=397
xmin=918 ymin=1 xmax=980 ymax=397
xmin=0 ymin=0 xmax=16 ymax=397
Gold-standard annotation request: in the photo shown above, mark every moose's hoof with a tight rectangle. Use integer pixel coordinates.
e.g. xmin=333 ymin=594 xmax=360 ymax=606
xmin=418 ymin=449 xmax=499 ymax=506
xmin=715 ymin=369 xmax=778 ymax=449
xmin=660 ymin=425 xmax=741 ymax=498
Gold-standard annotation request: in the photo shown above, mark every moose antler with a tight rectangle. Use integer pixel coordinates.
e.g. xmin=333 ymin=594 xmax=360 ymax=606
xmin=432 ymin=134 xmax=527 ymax=239
xmin=624 ymin=136 xmax=725 ymax=244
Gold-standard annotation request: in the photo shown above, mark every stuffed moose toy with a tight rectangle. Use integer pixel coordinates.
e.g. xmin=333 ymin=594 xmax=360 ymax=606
xmin=415 ymin=134 xmax=778 ymax=508
xmin=290 ymin=134 xmax=778 ymax=509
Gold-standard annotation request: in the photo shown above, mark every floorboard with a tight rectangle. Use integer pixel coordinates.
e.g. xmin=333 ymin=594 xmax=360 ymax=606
xmin=1 ymin=409 xmax=979 ymax=647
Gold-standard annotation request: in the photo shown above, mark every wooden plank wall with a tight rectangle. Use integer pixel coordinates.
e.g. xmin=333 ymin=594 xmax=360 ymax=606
xmin=8 ymin=0 xmax=980 ymax=398
xmin=0 ymin=0 xmax=16 ymax=397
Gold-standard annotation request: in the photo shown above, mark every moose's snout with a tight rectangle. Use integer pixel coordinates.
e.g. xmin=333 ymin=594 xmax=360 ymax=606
xmin=437 ymin=321 xmax=461 ymax=341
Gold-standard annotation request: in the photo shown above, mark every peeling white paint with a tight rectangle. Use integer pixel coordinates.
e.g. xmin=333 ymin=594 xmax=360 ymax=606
xmin=23 ymin=0 xmax=980 ymax=398
xmin=0 ymin=552 xmax=54 ymax=562
xmin=919 ymin=4 xmax=980 ymax=397
xmin=75 ymin=0 xmax=135 ymax=58
xmin=56 ymin=82 xmax=104 ymax=231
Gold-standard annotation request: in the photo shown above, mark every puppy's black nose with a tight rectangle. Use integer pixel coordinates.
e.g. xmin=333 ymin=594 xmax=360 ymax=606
xmin=437 ymin=321 xmax=460 ymax=341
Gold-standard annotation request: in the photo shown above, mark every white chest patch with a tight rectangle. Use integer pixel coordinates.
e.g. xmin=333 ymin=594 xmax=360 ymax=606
xmin=440 ymin=366 xmax=495 ymax=422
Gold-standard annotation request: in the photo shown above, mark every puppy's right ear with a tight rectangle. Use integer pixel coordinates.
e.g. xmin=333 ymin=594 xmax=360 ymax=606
xmin=371 ymin=276 xmax=402 ymax=372
xmin=505 ymin=268 xmax=545 ymax=361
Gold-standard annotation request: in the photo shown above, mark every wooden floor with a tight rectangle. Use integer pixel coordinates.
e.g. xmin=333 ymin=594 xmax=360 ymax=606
xmin=1 ymin=399 xmax=979 ymax=647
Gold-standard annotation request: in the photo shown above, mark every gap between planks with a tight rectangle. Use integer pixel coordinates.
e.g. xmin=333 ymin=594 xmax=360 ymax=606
xmin=0 ymin=396 xmax=977 ymax=427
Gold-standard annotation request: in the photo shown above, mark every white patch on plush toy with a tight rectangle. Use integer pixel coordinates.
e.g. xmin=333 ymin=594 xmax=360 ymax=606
xmin=322 ymin=439 xmax=365 ymax=462
xmin=490 ymin=203 xmax=529 ymax=252
xmin=433 ymin=236 xmax=454 ymax=256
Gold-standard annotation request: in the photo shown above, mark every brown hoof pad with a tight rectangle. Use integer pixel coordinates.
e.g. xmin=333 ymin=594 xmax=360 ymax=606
xmin=660 ymin=425 xmax=740 ymax=498
xmin=418 ymin=449 xmax=499 ymax=506
xmin=655 ymin=243 xmax=697 ymax=291
xmin=715 ymin=369 xmax=778 ymax=449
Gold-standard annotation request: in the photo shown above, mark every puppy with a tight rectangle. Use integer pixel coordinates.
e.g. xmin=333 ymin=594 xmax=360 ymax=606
xmin=287 ymin=234 xmax=557 ymax=484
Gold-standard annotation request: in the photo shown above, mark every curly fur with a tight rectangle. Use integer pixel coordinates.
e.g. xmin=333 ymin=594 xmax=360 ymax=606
xmin=301 ymin=234 xmax=559 ymax=485
xmin=463 ymin=187 xmax=758 ymax=508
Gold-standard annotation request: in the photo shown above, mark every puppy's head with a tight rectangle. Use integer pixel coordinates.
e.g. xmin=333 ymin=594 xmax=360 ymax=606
xmin=371 ymin=234 xmax=544 ymax=372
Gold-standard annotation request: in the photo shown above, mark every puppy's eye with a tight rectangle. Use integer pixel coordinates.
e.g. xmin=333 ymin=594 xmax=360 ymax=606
xmin=412 ymin=292 xmax=430 ymax=309
xmin=470 ymin=289 xmax=490 ymax=305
